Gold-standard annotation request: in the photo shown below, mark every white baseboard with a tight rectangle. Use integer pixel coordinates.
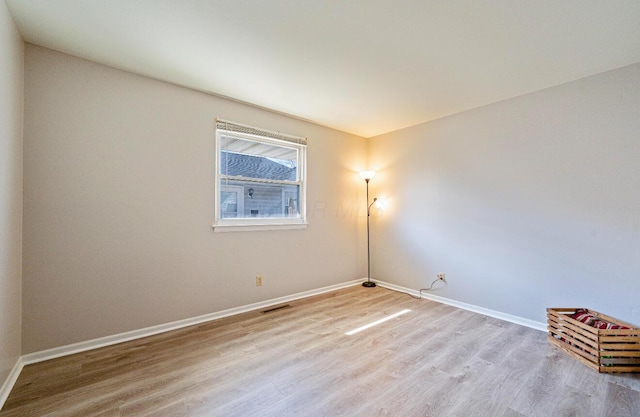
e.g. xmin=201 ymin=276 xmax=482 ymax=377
xmin=0 ymin=357 xmax=24 ymax=410
xmin=6 ymin=276 xmax=545 ymax=408
xmin=22 ymin=279 xmax=363 ymax=366
xmin=375 ymin=280 xmax=547 ymax=332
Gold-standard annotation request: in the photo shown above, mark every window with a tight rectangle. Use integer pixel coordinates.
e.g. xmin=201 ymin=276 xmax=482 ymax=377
xmin=214 ymin=119 xmax=307 ymax=231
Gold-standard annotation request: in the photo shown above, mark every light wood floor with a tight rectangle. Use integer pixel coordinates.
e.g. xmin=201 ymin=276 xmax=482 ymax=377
xmin=2 ymin=285 xmax=640 ymax=416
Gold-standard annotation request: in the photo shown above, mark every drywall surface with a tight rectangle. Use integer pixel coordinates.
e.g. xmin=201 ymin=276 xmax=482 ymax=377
xmin=0 ymin=0 xmax=23 ymax=385
xmin=22 ymin=45 xmax=367 ymax=353
xmin=369 ymin=63 xmax=640 ymax=326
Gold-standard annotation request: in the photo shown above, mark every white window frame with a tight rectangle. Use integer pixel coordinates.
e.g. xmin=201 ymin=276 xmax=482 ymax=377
xmin=213 ymin=120 xmax=307 ymax=232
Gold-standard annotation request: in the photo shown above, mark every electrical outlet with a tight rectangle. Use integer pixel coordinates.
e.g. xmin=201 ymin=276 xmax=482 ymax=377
xmin=437 ymin=273 xmax=446 ymax=282
xmin=256 ymin=276 xmax=263 ymax=286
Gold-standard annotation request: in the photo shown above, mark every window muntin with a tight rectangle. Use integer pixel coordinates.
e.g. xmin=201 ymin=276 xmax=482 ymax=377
xmin=214 ymin=120 xmax=307 ymax=230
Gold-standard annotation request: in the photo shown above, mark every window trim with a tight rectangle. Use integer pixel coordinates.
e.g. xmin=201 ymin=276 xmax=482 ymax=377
xmin=213 ymin=120 xmax=307 ymax=232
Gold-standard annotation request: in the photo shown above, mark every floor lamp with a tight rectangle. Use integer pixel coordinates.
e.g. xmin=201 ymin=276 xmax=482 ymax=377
xmin=360 ymin=171 xmax=377 ymax=288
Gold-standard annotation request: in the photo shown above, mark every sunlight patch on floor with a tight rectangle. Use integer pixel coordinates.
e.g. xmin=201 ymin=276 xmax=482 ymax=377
xmin=345 ymin=309 xmax=411 ymax=336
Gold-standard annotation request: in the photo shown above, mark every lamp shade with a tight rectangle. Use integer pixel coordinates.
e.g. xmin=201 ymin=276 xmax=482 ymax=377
xmin=359 ymin=170 xmax=375 ymax=181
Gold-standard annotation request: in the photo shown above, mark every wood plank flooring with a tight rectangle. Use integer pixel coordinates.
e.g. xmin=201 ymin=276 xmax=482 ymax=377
xmin=2 ymin=285 xmax=639 ymax=416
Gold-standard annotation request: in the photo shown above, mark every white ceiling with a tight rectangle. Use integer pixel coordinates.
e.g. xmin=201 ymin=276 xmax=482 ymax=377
xmin=6 ymin=0 xmax=640 ymax=137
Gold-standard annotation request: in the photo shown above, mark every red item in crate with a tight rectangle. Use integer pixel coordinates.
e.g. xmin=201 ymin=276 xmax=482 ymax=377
xmin=569 ymin=309 xmax=630 ymax=330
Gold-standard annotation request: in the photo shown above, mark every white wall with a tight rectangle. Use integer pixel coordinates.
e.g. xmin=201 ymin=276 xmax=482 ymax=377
xmin=369 ymin=63 xmax=640 ymax=326
xmin=23 ymin=45 xmax=367 ymax=353
xmin=20 ymin=38 xmax=640 ymax=356
xmin=0 ymin=0 xmax=23 ymax=385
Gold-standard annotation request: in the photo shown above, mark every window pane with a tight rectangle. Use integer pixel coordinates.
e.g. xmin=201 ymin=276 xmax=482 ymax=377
xmin=220 ymin=179 xmax=300 ymax=218
xmin=220 ymin=185 xmax=244 ymax=219
xmin=220 ymin=136 xmax=297 ymax=181
xmin=220 ymin=191 xmax=237 ymax=218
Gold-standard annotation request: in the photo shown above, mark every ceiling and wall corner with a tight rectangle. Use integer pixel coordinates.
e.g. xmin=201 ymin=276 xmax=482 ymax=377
xmin=5 ymin=0 xmax=640 ymax=137
xmin=0 ymin=0 xmax=24 ymax=392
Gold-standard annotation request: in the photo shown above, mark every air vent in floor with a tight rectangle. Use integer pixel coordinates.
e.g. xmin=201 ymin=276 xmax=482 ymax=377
xmin=261 ymin=304 xmax=291 ymax=314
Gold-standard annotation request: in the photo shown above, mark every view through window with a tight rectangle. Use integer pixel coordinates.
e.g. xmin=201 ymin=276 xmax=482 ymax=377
xmin=214 ymin=120 xmax=307 ymax=230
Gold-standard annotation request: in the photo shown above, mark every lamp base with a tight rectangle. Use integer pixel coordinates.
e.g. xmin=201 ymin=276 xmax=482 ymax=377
xmin=362 ymin=281 xmax=377 ymax=288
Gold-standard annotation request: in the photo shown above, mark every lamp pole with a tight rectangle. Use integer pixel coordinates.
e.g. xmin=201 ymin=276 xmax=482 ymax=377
xmin=363 ymin=176 xmax=377 ymax=288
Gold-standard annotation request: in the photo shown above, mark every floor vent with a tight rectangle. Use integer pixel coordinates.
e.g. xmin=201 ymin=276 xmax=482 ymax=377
xmin=261 ymin=304 xmax=291 ymax=314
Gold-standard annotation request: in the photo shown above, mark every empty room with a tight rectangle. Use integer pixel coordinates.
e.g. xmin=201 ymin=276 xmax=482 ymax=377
xmin=1 ymin=1 xmax=640 ymax=416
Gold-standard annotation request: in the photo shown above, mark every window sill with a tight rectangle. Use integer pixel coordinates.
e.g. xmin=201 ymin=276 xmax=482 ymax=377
xmin=212 ymin=222 xmax=308 ymax=233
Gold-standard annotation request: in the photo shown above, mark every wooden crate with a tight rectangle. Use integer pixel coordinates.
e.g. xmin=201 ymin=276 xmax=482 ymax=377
xmin=547 ymin=308 xmax=640 ymax=373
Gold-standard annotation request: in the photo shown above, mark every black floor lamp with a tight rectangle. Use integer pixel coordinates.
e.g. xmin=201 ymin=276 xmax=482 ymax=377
xmin=360 ymin=170 xmax=377 ymax=288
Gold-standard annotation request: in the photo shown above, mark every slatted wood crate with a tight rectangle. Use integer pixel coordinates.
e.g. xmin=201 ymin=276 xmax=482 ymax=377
xmin=547 ymin=308 xmax=640 ymax=373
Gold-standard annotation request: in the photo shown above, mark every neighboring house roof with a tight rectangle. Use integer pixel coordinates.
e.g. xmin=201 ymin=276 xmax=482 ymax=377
xmin=221 ymin=151 xmax=296 ymax=181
